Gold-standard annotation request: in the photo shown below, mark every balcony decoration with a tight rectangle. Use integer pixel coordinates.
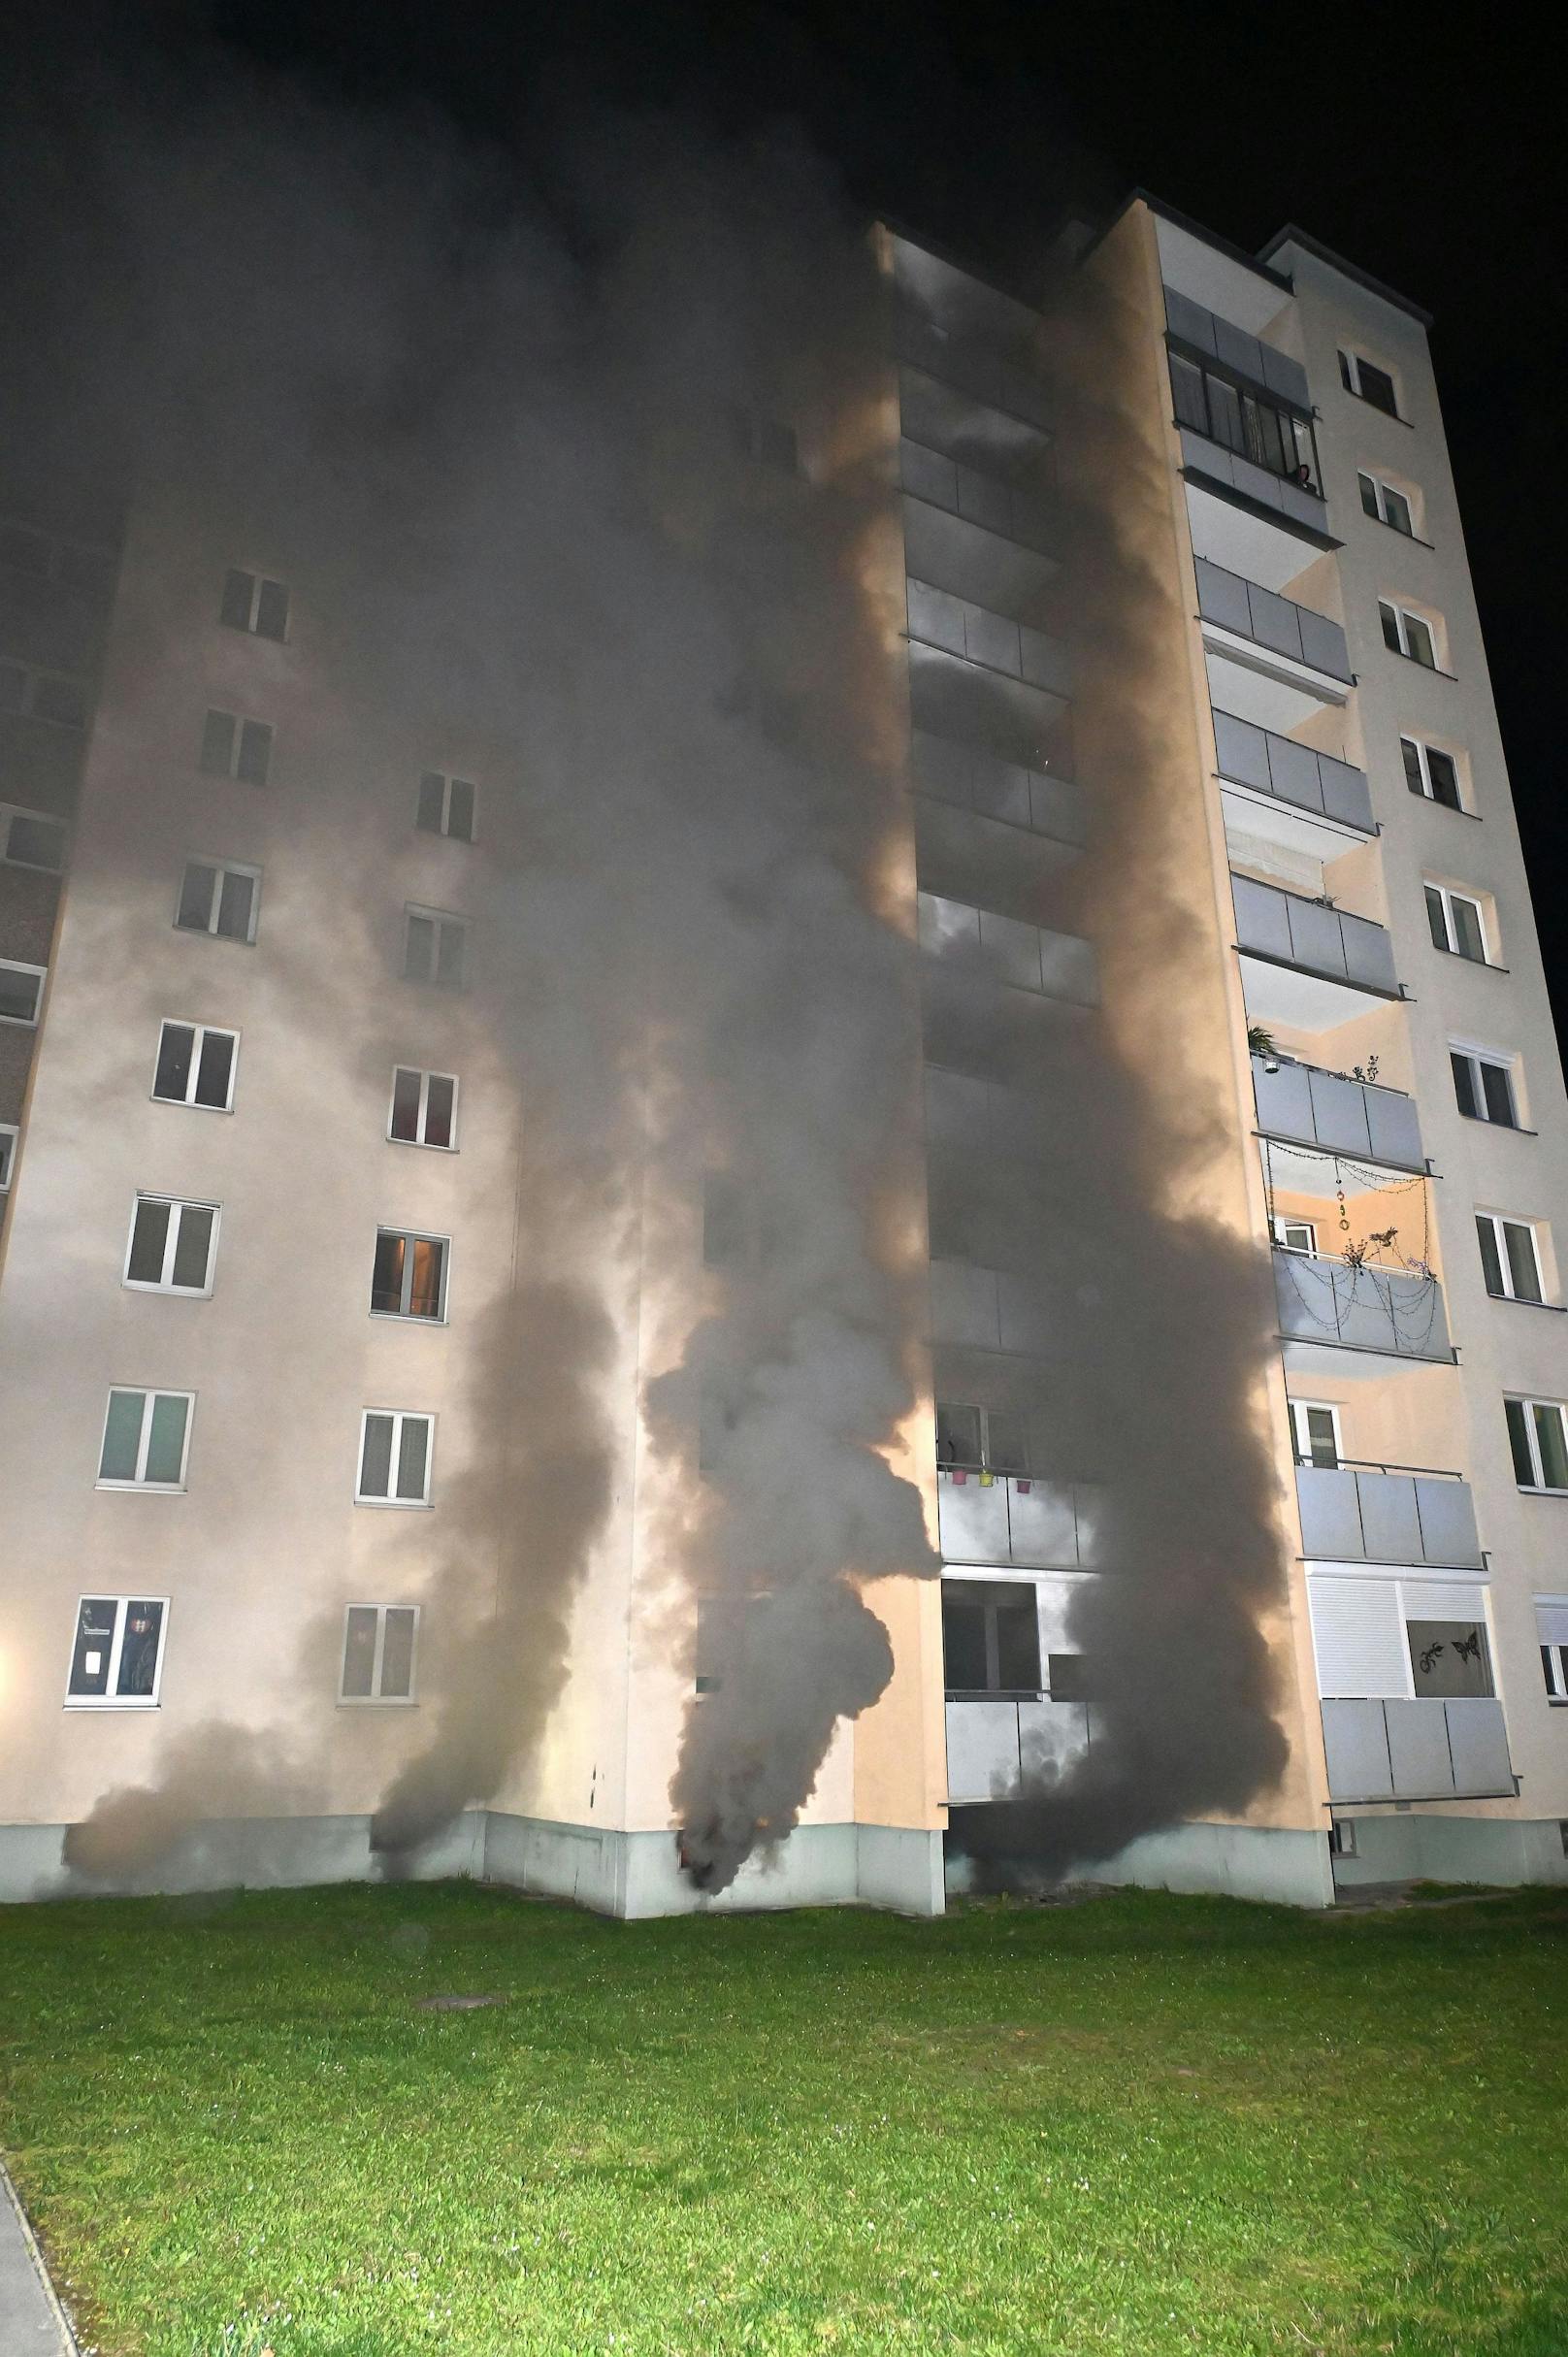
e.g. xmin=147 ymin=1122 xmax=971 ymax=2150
xmin=1247 ymin=1023 xmax=1278 ymax=1058
xmin=1264 ymin=1151 xmax=1444 ymax=1355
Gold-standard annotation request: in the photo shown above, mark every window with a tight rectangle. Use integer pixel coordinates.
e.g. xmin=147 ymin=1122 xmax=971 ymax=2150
xmin=1327 ymin=1818 xmax=1358 ymax=1858
xmin=1379 ymin=601 xmax=1438 ymax=669
xmin=1402 ymin=737 xmax=1463 ymax=810
xmin=388 ymin=1065 xmax=458 ymax=1150
xmin=124 ymin=1195 xmax=218 ymax=1294
xmin=370 ymin=1228 xmax=448 ymax=1321
xmin=1451 ymin=1046 xmax=1517 ymax=1128
xmin=152 ymin=1020 xmax=238 ymax=1110
xmin=941 ymin=1579 xmax=1041 ymax=1696
xmin=176 ymin=858 xmax=260 ymax=943
xmin=730 ymin=409 xmax=801 ymax=475
xmin=1272 ymin=1216 xmax=1318 ymax=1256
xmin=1338 ymin=349 xmax=1400 ymax=417
xmin=0 ymin=1122 xmax=16 ymax=1190
xmin=1477 ymin=1213 xmax=1544 ymax=1304
xmin=97 ymin=1388 xmax=193 ymax=1489
xmin=1166 ymin=349 xmax=1320 ymax=489
xmin=0 ymin=519 xmax=114 ymax=597
xmin=199 ymin=707 xmax=273 ymax=785
xmin=1424 ymin=883 xmax=1489 ymax=964
xmin=1290 ymin=1400 xmax=1343 ymax=1468
xmin=404 ymin=905 xmax=466 ymax=988
xmin=1407 ymin=1618 xmax=1493 ymax=1699
xmin=65 ymin=1596 xmax=167 ymax=1706
xmin=0 ymin=959 xmax=47 ymax=1026
xmin=0 ymin=802 xmax=67 ymax=871
xmin=935 ymin=1400 xmax=1028 ymax=1476
xmin=1537 ymin=1600 xmax=1568 ymax=1702
xmin=341 ymin=1604 xmax=419 ymax=1702
xmin=1357 ymin=473 xmax=1414 ymax=535
xmin=1506 ymin=1396 xmax=1568 ymax=1492
xmin=220 ymin=568 xmax=289 ymax=641
xmin=0 ymin=659 xmax=88 ymax=727
xmin=416 ymin=772 xmax=476 ymax=843
xmin=356 ymin=1410 xmax=434 ymax=1505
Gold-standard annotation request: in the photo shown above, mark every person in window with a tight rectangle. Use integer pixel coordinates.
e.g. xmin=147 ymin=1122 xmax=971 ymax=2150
xmin=1291 ymin=461 xmax=1317 ymax=496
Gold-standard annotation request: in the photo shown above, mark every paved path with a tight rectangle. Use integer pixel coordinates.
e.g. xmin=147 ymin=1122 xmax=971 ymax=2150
xmin=0 ymin=2163 xmax=77 ymax=2352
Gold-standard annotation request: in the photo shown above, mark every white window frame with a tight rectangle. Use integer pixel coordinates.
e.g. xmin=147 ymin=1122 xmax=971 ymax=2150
xmin=1272 ymin=1216 xmax=1318 ymax=1256
xmin=1539 ymin=1599 xmax=1568 ymax=1703
xmin=95 ymin=1387 xmax=195 ymax=1492
xmin=175 ymin=856 xmax=261 ymax=945
xmin=151 ymin=1019 xmax=240 ymax=1112
xmin=416 ymin=771 xmax=478 ymax=843
xmin=122 ymin=1195 xmax=220 ymax=1297
xmin=403 ymin=903 xmax=467 ymax=989
xmin=1357 ymin=471 xmax=1415 ymax=536
xmin=199 ymin=707 xmax=273 ymax=785
xmin=0 ymin=1121 xmax=16 ymax=1191
xmin=63 ymin=1594 xmax=170 ymax=1709
xmin=220 ymin=567 xmax=290 ymax=640
xmin=1290 ymin=1399 xmax=1343 ymax=1466
xmin=370 ymin=1227 xmax=450 ymax=1323
xmin=1506 ymin=1396 xmax=1568 ymax=1493
xmin=355 ymin=1409 xmax=435 ymax=1507
xmin=1477 ymin=1211 xmax=1545 ymax=1305
xmin=1451 ymin=1041 xmax=1519 ymax=1128
xmin=0 ymin=658 xmax=89 ymax=727
xmin=387 ymin=1065 xmax=459 ymax=1151
xmin=1338 ymin=349 xmax=1401 ymax=417
xmin=1425 ymin=881 xmax=1490 ymax=964
xmin=0 ymin=802 xmax=68 ymax=872
xmin=1401 ymin=736 xmax=1465 ymax=810
xmin=935 ymin=1399 xmax=1029 ymax=1477
xmin=0 ymin=959 xmax=48 ymax=1027
xmin=339 ymin=1603 xmax=420 ymax=1704
xmin=1379 ymin=599 xmax=1441 ymax=670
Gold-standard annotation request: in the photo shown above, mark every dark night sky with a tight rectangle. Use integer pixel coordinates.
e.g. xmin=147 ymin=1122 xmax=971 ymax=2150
xmin=210 ymin=1 xmax=1561 ymax=1021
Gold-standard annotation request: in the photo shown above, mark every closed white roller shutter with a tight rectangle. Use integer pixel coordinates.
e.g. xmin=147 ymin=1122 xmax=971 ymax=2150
xmin=1308 ymin=1575 xmax=1406 ymax=1698
xmin=1535 ymin=1599 xmax=1568 ymax=1646
xmin=1400 ymin=1579 xmax=1486 ymax=1622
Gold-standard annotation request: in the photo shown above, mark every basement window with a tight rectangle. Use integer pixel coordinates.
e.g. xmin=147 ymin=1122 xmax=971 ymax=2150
xmin=65 ymin=1596 xmax=168 ymax=1706
xmin=341 ymin=1604 xmax=419 ymax=1702
xmin=942 ymin=1579 xmax=1041 ymax=1697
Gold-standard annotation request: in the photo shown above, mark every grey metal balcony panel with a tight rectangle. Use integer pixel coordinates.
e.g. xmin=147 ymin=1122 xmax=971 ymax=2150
xmin=1307 ymin=1069 xmax=1374 ymax=1155
xmin=1214 ymin=709 xmax=1271 ymax=791
xmin=1385 ymin=1701 xmax=1455 ymax=1797
xmin=1278 ymin=477 xmax=1323 ymax=532
xmin=907 ymin=578 xmax=966 ymax=656
xmin=1020 ymin=625 xmax=1071 ymax=695
xmin=1266 ymin=732 xmax=1323 ymax=811
xmin=1275 ymin=1256 xmax=1450 ymax=1360
xmin=1232 ymin=872 xmax=1293 ymax=959
xmin=1038 ymin=929 xmax=1098 ymax=1007
xmin=901 ymin=438 xmax=959 ymax=509
xmin=1018 ymin=1698 xmax=1091 ymax=1780
xmin=1322 ymin=1700 xmax=1393 ymax=1799
xmin=1259 ymin=344 xmax=1311 ymax=409
xmin=965 ymin=606 xmax=1022 ymax=673
xmin=1195 ymin=556 xmax=1252 ymax=636
xmin=998 ymin=1273 xmax=1053 ymax=1356
xmin=957 ymin=466 xmax=1014 ymax=538
xmin=945 ymin=1699 xmax=1021 ymax=1801
xmin=937 ymin=1476 xmax=1012 ymax=1564
xmin=1213 ymin=313 xmax=1266 ymax=385
xmin=1297 ymin=606 xmax=1351 ymax=681
xmin=1364 ymin=1088 xmax=1423 ymax=1167
xmin=979 ymin=908 xmax=1045 ymax=992
xmin=1340 ymin=912 xmax=1399 ymax=993
xmin=1164 ymin=284 xmax=1218 ymax=354
xmin=1253 ymin=1056 xmax=1314 ymax=1140
xmin=1357 ymin=1475 xmax=1424 ymax=1563
xmin=1319 ymin=755 xmax=1374 ymax=832
xmin=925 ymin=1064 xmax=990 ymax=1150
xmin=1414 ymin=1478 xmax=1482 ymax=1568
xmin=1009 ymin=1481 xmax=1081 ymax=1566
xmin=1229 ymin=452 xmax=1286 ymax=511
xmin=1288 ymin=896 xmax=1349 ymax=977
xmin=1446 ymin=1698 xmax=1514 ymax=1795
xmin=1248 ymin=582 xmax=1304 ymax=661
xmin=1295 ymin=1465 xmax=1365 ymax=1558
xmin=1029 ymin=772 xmax=1089 ymax=846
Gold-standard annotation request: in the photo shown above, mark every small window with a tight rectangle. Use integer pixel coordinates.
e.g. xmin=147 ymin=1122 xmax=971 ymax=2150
xmin=1536 ymin=1602 xmax=1568 ymax=1702
xmin=1476 ymin=1212 xmax=1544 ymax=1304
xmin=416 ymin=772 xmax=477 ymax=843
xmin=941 ymin=1579 xmax=1041 ymax=1696
xmin=219 ymin=568 xmax=290 ymax=641
xmin=388 ymin=1066 xmax=458 ymax=1150
xmin=1338 ymin=350 xmax=1400 ymax=418
xmin=1357 ymin=472 xmax=1415 ymax=535
xmin=1290 ymin=1399 xmax=1343 ymax=1468
xmin=0 ymin=660 xmax=88 ymax=727
xmin=152 ymin=1020 xmax=238 ymax=1110
xmin=1401 ymin=737 xmax=1463 ymax=810
xmin=1379 ymin=600 xmax=1438 ymax=669
xmin=1407 ymin=1619 xmax=1493 ymax=1699
xmin=370 ymin=1228 xmax=448 ymax=1321
xmin=1506 ymin=1396 xmax=1568 ymax=1492
xmin=1424 ymin=883 xmax=1489 ymax=964
xmin=1272 ymin=1216 xmax=1318 ymax=1256
xmin=403 ymin=904 xmax=466 ymax=988
xmin=935 ymin=1400 xmax=1028 ymax=1476
xmin=341 ymin=1604 xmax=419 ymax=1701
xmin=1046 ymin=1653 xmax=1089 ymax=1701
xmin=97 ymin=1387 xmax=193 ymax=1489
xmin=124 ymin=1195 xmax=219 ymax=1294
xmin=1327 ymin=1817 xmax=1358 ymax=1858
xmin=0 ymin=1122 xmax=17 ymax=1191
xmin=0 ymin=802 xmax=67 ymax=872
xmin=356 ymin=1410 xmax=434 ymax=1505
xmin=176 ymin=858 xmax=260 ymax=944
xmin=199 ymin=708 xmax=273 ymax=785
xmin=65 ymin=1595 xmax=168 ymax=1706
xmin=0 ymin=959 xmax=47 ymax=1026
xmin=1451 ymin=1046 xmax=1517 ymax=1128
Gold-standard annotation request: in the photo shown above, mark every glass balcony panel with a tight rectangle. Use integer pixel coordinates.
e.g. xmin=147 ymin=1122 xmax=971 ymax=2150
xmin=1413 ymin=1479 xmax=1482 ymax=1567
xmin=1286 ymin=898 xmax=1349 ymax=978
xmin=1356 ymin=1477 xmax=1424 ymax=1561
xmin=1340 ymin=913 xmax=1400 ymax=993
xmin=1305 ymin=1069 xmax=1375 ymax=1155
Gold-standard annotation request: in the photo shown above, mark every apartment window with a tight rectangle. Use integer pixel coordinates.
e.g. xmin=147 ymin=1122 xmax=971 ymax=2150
xmin=1379 ymin=601 xmax=1438 ymax=670
xmin=1272 ymin=1216 xmax=1318 ymax=1256
xmin=341 ymin=1604 xmax=419 ymax=1702
xmin=0 ymin=660 xmax=88 ymax=727
xmin=356 ymin=1410 xmax=434 ymax=1505
xmin=942 ymin=1579 xmax=1041 ymax=1696
xmin=199 ymin=708 xmax=273 ymax=785
xmin=1167 ymin=349 xmax=1320 ymax=488
xmin=176 ymin=858 xmax=260 ymax=944
xmin=1338 ymin=349 xmax=1400 ymax=418
xmin=935 ymin=1400 xmax=1029 ymax=1476
xmin=416 ymin=772 xmax=476 ymax=843
xmin=370 ymin=1228 xmax=448 ymax=1321
xmin=65 ymin=1596 xmax=167 ymax=1706
xmin=0 ymin=802 xmax=67 ymax=872
xmin=0 ymin=960 xmax=47 ymax=1026
xmin=220 ymin=568 xmax=290 ymax=641
xmin=1424 ymin=883 xmax=1489 ymax=964
xmin=1408 ymin=1618 xmax=1492 ymax=1699
xmin=1451 ymin=1046 xmax=1517 ymax=1128
xmin=730 ymin=409 xmax=801 ymax=475
xmin=404 ymin=905 xmax=466 ymax=988
xmin=0 ymin=1123 xmax=16 ymax=1191
xmin=388 ymin=1066 xmax=457 ymax=1150
xmin=1290 ymin=1400 xmax=1343 ymax=1468
xmin=1506 ymin=1396 xmax=1568 ymax=1492
xmin=1477 ymin=1213 xmax=1544 ymax=1304
xmin=1357 ymin=473 xmax=1414 ymax=535
xmin=97 ymin=1387 xmax=193 ymax=1489
xmin=153 ymin=1020 xmax=238 ymax=1110
xmin=1402 ymin=737 xmax=1463 ymax=810
xmin=1537 ymin=1601 xmax=1568 ymax=1703
xmin=124 ymin=1195 xmax=218 ymax=1295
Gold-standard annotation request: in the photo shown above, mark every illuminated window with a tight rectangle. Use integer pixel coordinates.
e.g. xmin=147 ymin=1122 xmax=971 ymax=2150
xmin=370 ymin=1228 xmax=448 ymax=1321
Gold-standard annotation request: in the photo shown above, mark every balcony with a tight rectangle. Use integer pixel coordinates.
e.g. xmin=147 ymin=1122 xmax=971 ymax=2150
xmin=1214 ymin=709 xmax=1372 ymax=861
xmin=1296 ymin=1463 xmax=1482 ymax=1568
xmin=1234 ymin=874 xmax=1399 ymax=1030
xmin=1164 ymin=284 xmax=1311 ymax=411
xmin=1320 ymin=1696 xmax=1514 ymax=1802
xmin=1195 ymin=557 xmax=1352 ymax=734
xmin=945 ymin=1695 xmax=1090 ymax=1803
xmin=901 ymin=439 xmax=1058 ymax=563
xmin=912 ymin=728 xmax=1087 ymax=851
xmin=919 ymin=895 xmax=1096 ymax=1009
xmin=1252 ymin=1054 xmax=1424 ymax=1173
xmin=1180 ymin=434 xmax=1332 ymax=571
xmin=1275 ymin=1250 xmax=1453 ymax=1372
xmin=937 ymin=1467 xmax=1099 ymax=1570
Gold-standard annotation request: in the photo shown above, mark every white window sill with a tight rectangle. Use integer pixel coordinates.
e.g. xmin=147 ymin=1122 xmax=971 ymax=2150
xmin=94 ymin=1481 xmax=186 ymax=1495
xmin=64 ymin=1699 xmax=161 ymax=1711
xmin=353 ymin=1497 xmax=435 ymax=1511
xmin=338 ymin=1696 xmax=419 ymax=1708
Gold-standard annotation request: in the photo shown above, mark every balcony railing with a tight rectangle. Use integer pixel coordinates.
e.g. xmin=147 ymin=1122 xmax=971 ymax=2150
xmin=1275 ymin=1251 xmax=1452 ymax=1364
xmin=937 ymin=1467 xmax=1099 ymax=1570
xmin=895 ymin=306 xmax=1054 ymax=433
xmin=1252 ymin=1054 xmax=1424 ymax=1169
xmin=1195 ymin=557 xmax=1352 ymax=684
xmin=1179 ymin=433 xmax=1327 ymax=538
xmin=1214 ymin=710 xmax=1372 ymax=834
xmin=900 ymin=439 xmax=1056 ymax=557
xmin=1234 ymin=876 xmax=1398 ymax=997
xmin=1295 ymin=1463 xmax=1482 ymax=1567
xmin=1320 ymin=1696 xmax=1514 ymax=1802
xmin=945 ymin=1695 xmax=1090 ymax=1803
xmin=1163 ymin=284 xmax=1312 ymax=411
xmin=907 ymin=578 xmax=1071 ymax=696
xmin=912 ymin=727 xmax=1087 ymax=848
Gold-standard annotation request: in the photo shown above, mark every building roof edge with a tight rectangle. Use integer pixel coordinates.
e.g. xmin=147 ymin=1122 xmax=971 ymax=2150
xmin=1259 ymin=224 xmax=1434 ymax=328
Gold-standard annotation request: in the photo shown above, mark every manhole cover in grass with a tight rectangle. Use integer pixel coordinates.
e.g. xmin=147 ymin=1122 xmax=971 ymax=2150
xmin=416 ymin=1993 xmax=506 ymax=2012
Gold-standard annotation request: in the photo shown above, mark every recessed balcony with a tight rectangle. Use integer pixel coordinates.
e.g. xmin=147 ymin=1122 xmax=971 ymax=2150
xmin=1234 ymin=874 xmax=1399 ymax=1030
xmin=1215 ymin=708 xmax=1372 ymax=862
xmin=945 ymin=1695 xmax=1090 ymax=1803
xmin=1320 ymin=1697 xmax=1514 ymax=1802
xmin=912 ymin=728 xmax=1087 ymax=850
xmin=1251 ymin=1054 xmax=1424 ymax=1174
xmin=1295 ymin=1462 xmax=1481 ymax=1568
xmin=937 ymin=1466 xmax=1099 ymax=1571
xmin=1196 ymin=556 xmax=1352 ymax=733
xmin=1275 ymin=1249 xmax=1453 ymax=1373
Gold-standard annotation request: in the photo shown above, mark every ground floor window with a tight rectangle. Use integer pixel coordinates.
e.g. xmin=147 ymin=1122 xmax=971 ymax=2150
xmin=65 ymin=1596 xmax=167 ymax=1705
xmin=340 ymin=1605 xmax=419 ymax=1701
xmin=942 ymin=1579 xmax=1041 ymax=1696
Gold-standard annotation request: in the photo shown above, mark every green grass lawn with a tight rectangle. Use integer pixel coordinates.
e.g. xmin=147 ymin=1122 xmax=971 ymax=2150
xmin=2 ymin=1881 xmax=1566 ymax=2355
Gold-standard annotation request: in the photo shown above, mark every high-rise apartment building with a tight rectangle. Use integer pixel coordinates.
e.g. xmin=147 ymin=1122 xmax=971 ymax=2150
xmin=3 ymin=190 xmax=1565 ymax=1914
